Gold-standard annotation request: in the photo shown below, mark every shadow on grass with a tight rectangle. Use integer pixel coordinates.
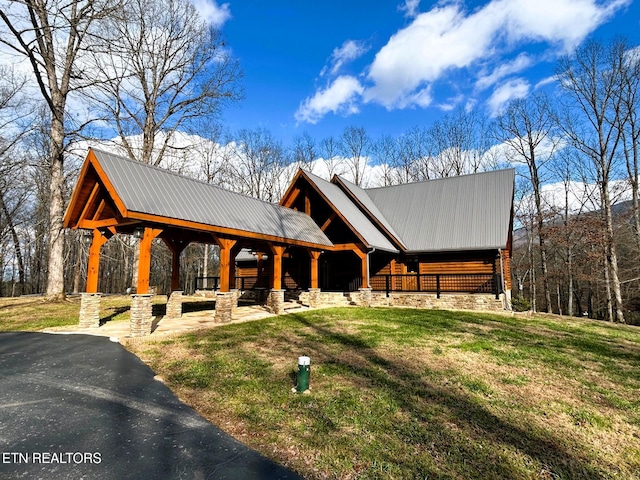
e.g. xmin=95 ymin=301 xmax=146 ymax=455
xmin=99 ymin=306 xmax=129 ymax=326
xmin=284 ymin=312 xmax=609 ymax=479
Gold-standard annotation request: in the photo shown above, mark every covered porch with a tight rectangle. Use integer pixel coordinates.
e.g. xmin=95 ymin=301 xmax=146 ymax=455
xmin=64 ymin=149 xmax=338 ymax=337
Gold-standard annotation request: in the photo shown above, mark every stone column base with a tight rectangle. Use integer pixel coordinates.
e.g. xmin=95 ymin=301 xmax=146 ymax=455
xmin=166 ymin=291 xmax=183 ymax=318
xmin=307 ymin=288 xmax=321 ymax=308
xmin=215 ymin=290 xmax=238 ymax=323
xmin=267 ymin=289 xmax=285 ymax=315
xmin=130 ymin=294 xmax=154 ymax=337
xmin=358 ymin=288 xmax=372 ymax=307
xmin=79 ymin=293 xmax=102 ymax=328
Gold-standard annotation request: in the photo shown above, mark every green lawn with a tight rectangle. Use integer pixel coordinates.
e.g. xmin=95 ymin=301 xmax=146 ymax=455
xmin=126 ymin=307 xmax=640 ymax=480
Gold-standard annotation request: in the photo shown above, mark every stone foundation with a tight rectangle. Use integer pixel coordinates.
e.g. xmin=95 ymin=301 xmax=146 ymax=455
xmin=166 ymin=291 xmax=183 ymax=318
xmin=130 ymin=294 xmax=154 ymax=337
xmin=266 ymin=289 xmax=285 ymax=315
xmin=214 ymin=290 xmax=238 ymax=323
xmin=366 ymin=292 xmax=506 ymax=311
xmin=79 ymin=293 xmax=102 ymax=328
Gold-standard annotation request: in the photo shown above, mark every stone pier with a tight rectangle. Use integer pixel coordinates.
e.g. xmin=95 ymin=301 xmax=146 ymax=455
xmin=79 ymin=293 xmax=102 ymax=328
xmin=215 ymin=290 xmax=238 ymax=323
xmin=266 ymin=289 xmax=285 ymax=315
xmin=357 ymin=287 xmax=372 ymax=308
xmin=130 ymin=294 xmax=154 ymax=337
xmin=307 ymin=288 xmax=321 ymax=308
xmin=166 ymin=291 xmax=183 ymax=318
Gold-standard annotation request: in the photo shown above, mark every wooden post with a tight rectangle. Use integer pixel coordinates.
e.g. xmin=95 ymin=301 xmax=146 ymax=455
xmin=215 ymin=237 xmax=237 ymax=292
xmin=257 ymin=253 xmax=264 ymax=288
xmin=137 ymin=227 xmax=162 ymax=294
xmin=163 ymin=238 xmax=190 ymax=292
xmin=86 ymin=229 xmax=109 ymax=293
xmin=309 ymin=250 xmax=321 ymax=289
xmin=270 ymin=245 xmax=285 ymax=290
xmin=352 ymin=247 xmax=369 ymax=289
xmin=390 ymin=259 xmax=396 ymax=291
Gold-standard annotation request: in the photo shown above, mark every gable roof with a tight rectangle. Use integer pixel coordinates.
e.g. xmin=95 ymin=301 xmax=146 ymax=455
xmin=65 ymin=149 xmax=333 ymax=248
xmin=332 ymin=175 xmax=406 ymax=250
xmin=363 ymin=169 xmax=515 ymax=252
xmin=301 ymin=171 xmax=399 ymax=253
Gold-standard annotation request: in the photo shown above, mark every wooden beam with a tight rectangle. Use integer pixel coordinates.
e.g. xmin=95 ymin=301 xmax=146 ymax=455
xmin=331 ymin=242 xmax=367 ymax=252
xmin=137 ymin=227 xmax=162 ymax=294
xmin=86 ymin=229 xmax=110 ymax=293
xmin=308 ymin=249 xmax=321 ymax=289
xmin=77 ymin=182 xmax=100 ymax=225
xmin=304 ymin=188 xmax=311 ymax=215
xmin=320 ymin=212 xmax=336 ymax=232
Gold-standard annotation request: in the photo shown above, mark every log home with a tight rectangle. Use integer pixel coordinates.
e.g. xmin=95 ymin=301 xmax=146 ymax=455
xmin=65 ymin=149 xmax=514 ymax=335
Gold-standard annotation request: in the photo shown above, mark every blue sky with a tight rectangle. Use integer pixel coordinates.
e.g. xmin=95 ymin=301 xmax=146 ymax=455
xmin=195 ymin=0 xmax=640 ymax=147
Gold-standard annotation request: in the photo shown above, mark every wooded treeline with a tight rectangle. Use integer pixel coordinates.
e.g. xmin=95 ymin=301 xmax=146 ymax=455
xmin=0 ymin=1 xmax=639 ymax=323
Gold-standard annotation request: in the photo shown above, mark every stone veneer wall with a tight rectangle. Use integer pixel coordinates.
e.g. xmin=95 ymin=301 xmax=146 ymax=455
xmin=362 ymin=292 xmax=506 ymax=311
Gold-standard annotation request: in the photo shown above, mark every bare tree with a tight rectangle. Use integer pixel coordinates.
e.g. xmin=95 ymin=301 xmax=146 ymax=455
xmin=618 ymin=46 xmax=640 ymax=248
xmin=556 ymin=39 xmax=628 ymax=322
xmin=291 ymin=132 xmax=316 ymax=173
xmin=0 ymin=0 xmax=119 ymax=297
xmin=340 ymin=126 xmax=370 ymax=186
xmin=319 ymin=135 xmax=343 ymax=179
xmin=87 ymin=0 xmax=242 ymax=166
xmin=495 ymin=92 xmax=559 ymax=313
xmin=227 ymin=128 xmax=287 ymax=202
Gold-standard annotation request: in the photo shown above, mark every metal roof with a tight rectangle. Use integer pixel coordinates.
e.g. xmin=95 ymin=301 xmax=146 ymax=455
xmin=364 ymin=169 xmax=515 ymax=252
xmin=333 ymin=176 xmax=406 ymax=249
xmin=303 ymin=171 xmax=399 ymax=253
xmin=92 ymin=149 xmax=333 ymax=247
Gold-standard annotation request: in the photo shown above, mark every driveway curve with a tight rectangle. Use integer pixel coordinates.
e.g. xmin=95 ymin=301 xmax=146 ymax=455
xmin=0 ymin=332 xmax=302 ymax=480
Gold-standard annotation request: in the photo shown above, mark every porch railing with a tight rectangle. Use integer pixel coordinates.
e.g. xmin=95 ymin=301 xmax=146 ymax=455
xmin=195 ymin=273 xmax=502 ymax=299
xmin=369 ymin=273 xmax=501 ymax=299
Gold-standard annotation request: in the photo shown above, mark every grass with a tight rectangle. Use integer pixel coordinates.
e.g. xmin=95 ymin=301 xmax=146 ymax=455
xmin=0 ymin=295 xmax=163 ymax=331
xmin=125 ymin=307 xmax=640 ymax=480
xmin=2 ymin=298 xmax=639 ymax=479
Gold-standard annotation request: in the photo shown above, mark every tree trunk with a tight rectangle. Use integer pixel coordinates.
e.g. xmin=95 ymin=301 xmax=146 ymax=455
xmin=45 ymin=118 xmax=66 ymax=299
xmin=601 ymin=183 xmax=625 ymax=322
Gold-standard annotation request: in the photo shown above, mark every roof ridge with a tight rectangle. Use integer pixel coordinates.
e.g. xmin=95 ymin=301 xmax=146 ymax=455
xmin=364 ymin=168 xmax=516 ymax=192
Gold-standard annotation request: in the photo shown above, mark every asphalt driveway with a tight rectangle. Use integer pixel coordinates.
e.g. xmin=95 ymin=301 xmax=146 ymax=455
xmin=0 ymin=332 xmax=302 ymax=480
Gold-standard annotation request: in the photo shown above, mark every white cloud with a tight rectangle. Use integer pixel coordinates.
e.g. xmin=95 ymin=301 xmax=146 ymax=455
xmin=189 ymin=0 xmax=232 ymax=28
xmin=398 ymin=0 xmax=421 ymax=18
xmin=476 ymin=53 xmax=533 ymax=90
xmin=295 ymin=76 xmax=364 ymax=124
xmin=365 ymin=0 xmax=629 ymax=109
xmin=487 ymin=78 xmax=530 ymax=116
xmin=297 ymin=0 xmax=629 ymax=122
xmin=321 ymin=40 xmax=369 ymax=77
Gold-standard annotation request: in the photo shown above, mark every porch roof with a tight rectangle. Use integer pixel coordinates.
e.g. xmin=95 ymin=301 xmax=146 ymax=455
xmin=64 ymin=148 xmax=333 ymax=249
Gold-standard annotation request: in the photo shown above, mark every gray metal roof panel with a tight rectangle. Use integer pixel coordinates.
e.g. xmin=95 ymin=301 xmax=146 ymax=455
xmin=365 ymin=169 xmax=515 ymax=252
xmin=92 ymin=149 xmax=333 ymax=247
xmin=333 ymin=176 xmax=406 ymax=249
xmin=304 ymin=171 xmax=399 ymax=253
